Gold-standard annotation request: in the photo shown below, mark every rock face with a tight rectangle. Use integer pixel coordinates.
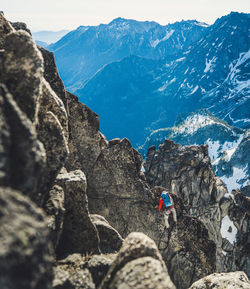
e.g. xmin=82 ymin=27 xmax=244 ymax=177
xmin=38 ymin=46 xmax=68 ymax=110
xmin=216 ymin=129 xmax=250 ymax=191
xmin=99 ymin=232 xmax=176 ymax=289
xmin=0 ymin=84 xmax=46 ymax=203
xmin=0 ymin=12 xmax=14 ymax=48
xmin=0 ymin=18 xmax=68 ymax=205
xmin=189 ymin=271 xmax=250 ymax=289
xmin=65 ymin=91 xmax=107 ymax=176
xmin=90 ymin=214 xmax=123 ymax=253
xmin=55 ymin=170 xmax=100 ymax=257
xmin=44 ymin=185 xmax=65 ymax=250
xmin=0 ymin=187 xmax=53 ymax=289
xmin=85 ymin=137 xmax=216 ymax=288
xmin=144 ymin=139 xmax=250 ymax=280
xmin=87 ymin=254 xmax=116 ymax=288
xmin=222 ymin=191 xmax=250 ymax=278
xmin=144 ymin=140 xmax=226 ymax=248
xmin=53 ymin=254 xmax=95 ymax=289
xmin=36 ymin=80 xmax=69 ymax=197
xmin=1 ymin=30 xmax=43 ymax=121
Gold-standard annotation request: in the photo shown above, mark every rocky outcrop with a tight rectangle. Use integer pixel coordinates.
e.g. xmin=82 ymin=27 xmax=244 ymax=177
xmin=1 ymin=30 xmax=43 ymax=121
xmin=144 ymin=139 xmax=250 ymax=280
xmin=216 ymin=129 xmax=250 ymax=191
xmin=0 ymin=13 xmax=101 ymax=289
xmin=53 ymin=254 xmax=95 ymax=289
xmin=55 ymin=170 xmax=100 ymax=257
xmin=85 ymin=137 xmax=216 ymax=288
xmin=144 ymin=140 xmax=227 ymax=254
xmin=0 ymin=187 xmax=53 ymax=289
xmin=87 ymin=254 xmax=116 ymax=287
xmin=90 ymin=214 xmax=123 ymax=253
xmin=99 ymin=232 xmax=176 ymax=289
xmin=10 ymin=21 xmax=32 ymax=35
xmin=65 ymin=91 xmax=107 ymax=176
xmin=189 ymin=271 xmax=250 ymax=289
xmin=87 ymin=137 xmax=149 ymax=237
xmin=38 ymin=46 xmax=68 ymax=111
xmin=0 ymin=19 xmax=68 ymax=204
xmin=0 ymin=84 xmax=46 ymax=203
xmin=36 ymin=80 xmax=69 ymax=196
xmin=0 ymin=12 xmax=14 ymax=48
xmin=44 ymin=185 xmax=65 ymax=250
xmin=222 ymin=191 xmax=250 ymax=277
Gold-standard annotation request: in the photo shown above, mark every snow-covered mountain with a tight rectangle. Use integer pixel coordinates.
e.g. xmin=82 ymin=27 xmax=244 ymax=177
xmin=139 ymin=110 xmax=249 ymax=192
xmin=49 ymin=17 xmax=208 ymax=91
xmin=75 ymin=12 xmax=249 ymax=147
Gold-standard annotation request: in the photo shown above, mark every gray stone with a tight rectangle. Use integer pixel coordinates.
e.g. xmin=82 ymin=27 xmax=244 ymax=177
xmin=53 ymin=254 xmax=96 ymax=289
xmin=144 ymin=140 xmax=227 ymax=264
xmin=39 ymin=46 xmax=68 ymax=111
xmin=0 ymin=186 xmax=53 ymax=289
xmin=0 ymin=12 xmax=14 ymax=49
xmin=87 ymin=254 xmax=116 ymax=287
xmin=222 ymin=238 xmax=234 ymax=252
xmin=55 ymin=170 xmax=100 ymax=257
xmin=224 ymin=191 xmax=250 ymax=278
xmin=36 ymin=110 xmax=69 ymax=199
xmin=53 ymin=265 xmax=95 ymax=289
xmin=37 ymin=79 xmax=68 ymax=140
xmin=65 ymin=91 xmax=108 ymax=176
xmin=90 ymin=214 xmax=123 ymax=253
xmin=100 ymin=232 xmax=175 ymax=289
xmin=0 ymin=84 xmax=46 ymax=203
xmin=188 ymin=271 xmax=250 ymax=289
xmin=86 ymin=137 xmax=217 ymax=288
xmin=44 ymin=185 xmax=65 ymax=250
xmin=109 ymin=256 xmax=175 ymax=289
xmin=11 ymin=21 xmax=32 ymax=35
xmin=1 ymin=30 xmax=44 ymax=121
xmin=87 ymin=137 xmax=151 ymax=237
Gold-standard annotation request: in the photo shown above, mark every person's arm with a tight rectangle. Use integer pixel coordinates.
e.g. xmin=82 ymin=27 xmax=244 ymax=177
xmin=158 ymin=197 xmax=164 ymax=210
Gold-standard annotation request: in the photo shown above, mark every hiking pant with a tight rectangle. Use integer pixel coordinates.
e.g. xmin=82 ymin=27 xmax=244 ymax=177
xmin=164 ymin=208 xmax=177 ymax=228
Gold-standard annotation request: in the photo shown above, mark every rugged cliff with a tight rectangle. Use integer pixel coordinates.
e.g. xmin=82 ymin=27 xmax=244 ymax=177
xmin=0 ymin=13 xmax=249 ymax=289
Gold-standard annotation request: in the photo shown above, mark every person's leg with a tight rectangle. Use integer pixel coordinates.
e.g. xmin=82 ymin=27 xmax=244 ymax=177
xmin=172 ymin=208 xmax=177 ymax=222
xmin=164 ymin=213 xmax=170 ymax=228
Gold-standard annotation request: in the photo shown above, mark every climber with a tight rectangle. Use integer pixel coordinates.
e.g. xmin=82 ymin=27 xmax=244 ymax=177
xmin=158 ymin=191 xmax=177 ymax=228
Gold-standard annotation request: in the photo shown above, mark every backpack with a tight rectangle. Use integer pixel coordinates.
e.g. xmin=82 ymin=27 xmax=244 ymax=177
xmin=161 ymin=191 xmax=173 ymax=208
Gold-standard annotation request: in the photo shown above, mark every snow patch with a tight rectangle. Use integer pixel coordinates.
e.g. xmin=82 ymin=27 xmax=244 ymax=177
xmin=176 ymin=57 xmax=186 ymax=62
xmin=221 ymin=166 xmax=249 ymax=192
xmin=221 ymin=215 xmax=237 ymax=244
xmin=151 ymin=29 xmax=174 ymax=48
xmin=206 ymin=140 xmax=221 ymax=161
xmin=176 ymin=115 xmax=216 ymax=136
xmin=227 ymin=49 xmax=250 ymax=81
xmin=204 ymin=56 xmax=217 ymax=73
xmin=158 ymin=78 xmax=176 ymax=92
xmin=190 ymin=85 xmax=199 ymax=94
xmin=222 ymin=135 xmax=244 ymax=162
xmin=194 ymin=22 xmax=210 ymax=28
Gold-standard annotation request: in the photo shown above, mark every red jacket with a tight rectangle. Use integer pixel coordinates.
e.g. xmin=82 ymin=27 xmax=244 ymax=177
xmin=158 ymin=197 xmax=165 ymax=210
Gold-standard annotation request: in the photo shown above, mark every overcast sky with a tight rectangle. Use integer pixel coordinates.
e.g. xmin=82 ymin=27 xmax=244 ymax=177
xmin=2 ymin=0 xmax=250 ymax=31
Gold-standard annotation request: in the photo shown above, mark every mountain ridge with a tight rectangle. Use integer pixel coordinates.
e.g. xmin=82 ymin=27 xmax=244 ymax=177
xmin=74 ymin=11 xmax=249 ymax=147
xmin=49 ymin=16 xmax=209 ymax=91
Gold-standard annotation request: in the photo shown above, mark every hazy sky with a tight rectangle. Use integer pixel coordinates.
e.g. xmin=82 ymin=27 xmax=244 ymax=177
xmin=2 ymin=0 xmax=250 ymax=31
